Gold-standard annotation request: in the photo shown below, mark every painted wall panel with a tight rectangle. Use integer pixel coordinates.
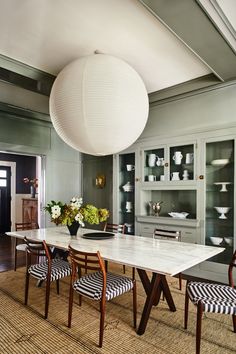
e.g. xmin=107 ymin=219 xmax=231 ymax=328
xmin=140 ymin=84 xmax=236 ymax=140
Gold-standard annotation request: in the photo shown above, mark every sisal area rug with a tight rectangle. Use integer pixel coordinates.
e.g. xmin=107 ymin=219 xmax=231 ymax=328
xmin=0 ymin=265 xmax=235 ymax=354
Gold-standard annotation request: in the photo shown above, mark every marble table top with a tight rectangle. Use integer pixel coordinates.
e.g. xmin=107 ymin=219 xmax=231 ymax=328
xmin=7 ymin=226 xmax=224 ymax=276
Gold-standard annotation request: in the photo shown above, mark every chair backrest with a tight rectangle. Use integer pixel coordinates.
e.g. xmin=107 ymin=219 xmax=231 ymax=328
xmin=24 ymin=237 xmax=51 ymax=266
xmin=103 ymin=223 xmax=125 ymax=234
xmin=15 ymin=222 xmax=39 ymax=231
xmin=228 ymin=249 xmax=236 ymax=287
xmin=153 ymin=228 xmax=181 ymax=241
xmin=68 ymin=245 xmax=106 ymax=290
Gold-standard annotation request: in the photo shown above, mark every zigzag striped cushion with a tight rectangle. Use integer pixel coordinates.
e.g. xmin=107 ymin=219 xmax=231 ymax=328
xmin=28 ymin=259 xmax=71 ymax=281
xmin=73 ymin=271 xmax=134 ymax=301
xmin=187 ymin=281 xmax=236 ymax=315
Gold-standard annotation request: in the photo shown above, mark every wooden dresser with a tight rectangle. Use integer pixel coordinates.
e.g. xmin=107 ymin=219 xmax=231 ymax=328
xmin=22 ymin=198 xmax=38 ymax=224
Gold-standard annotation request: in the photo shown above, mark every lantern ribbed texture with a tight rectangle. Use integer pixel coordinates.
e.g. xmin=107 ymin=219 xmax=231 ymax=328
xmin=49 ymin=54 xmax=149 ymax=156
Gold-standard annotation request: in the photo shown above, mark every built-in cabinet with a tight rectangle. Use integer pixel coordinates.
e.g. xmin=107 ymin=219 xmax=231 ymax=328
xmin=142 ymin=142 xmax=195 ymax=184
xmin=113 ymin=152 xmax=135 ymax=235
xmin=203 ymin=138 xmax=234 ymax=265
xmin=113 ymin=130 xmax=236 ymax=280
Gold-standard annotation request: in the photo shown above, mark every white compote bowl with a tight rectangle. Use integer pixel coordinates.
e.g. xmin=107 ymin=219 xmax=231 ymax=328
xmin=214 ymin=207 xmax=231 ymax=219
xmin=214 ymin=182 xmax=232 ymax=192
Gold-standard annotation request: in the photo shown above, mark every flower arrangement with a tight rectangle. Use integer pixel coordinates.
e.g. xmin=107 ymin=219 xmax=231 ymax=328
xmin=44 ymin=197 xmax=109 ymax=227
xmin=23 ymin=177 xmax=38 ymax=188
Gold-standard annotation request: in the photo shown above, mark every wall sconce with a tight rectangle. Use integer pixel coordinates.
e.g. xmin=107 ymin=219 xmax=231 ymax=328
xmin=96 ymin=174 xmax=106 ymax=189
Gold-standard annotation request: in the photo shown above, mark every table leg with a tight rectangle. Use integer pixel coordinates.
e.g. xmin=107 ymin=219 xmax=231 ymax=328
xmin=137 ymin=269 xmax=176 ymax=335
xmin=159 ymin=275 xmax=176 ymax=312
xmin=137 ymin=271 xmax=161 ymax=335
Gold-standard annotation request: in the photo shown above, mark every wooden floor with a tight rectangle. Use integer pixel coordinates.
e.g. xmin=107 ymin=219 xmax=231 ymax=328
xmin=0 ymin=233 xmax=25 ymax=272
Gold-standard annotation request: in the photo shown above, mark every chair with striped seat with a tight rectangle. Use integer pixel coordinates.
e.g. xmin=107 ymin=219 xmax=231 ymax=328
xmin=68 ymin=245 xmax=137 ymax=348
xmin=24 ymin=237 xmax=71 ymax=319
xmin=153 ymin=228 xmax=182 ymax=290
xmin=14 ymin=222 xmax=39 ymax=271
xmin=184 ymin=249 xmax=236 ymax=354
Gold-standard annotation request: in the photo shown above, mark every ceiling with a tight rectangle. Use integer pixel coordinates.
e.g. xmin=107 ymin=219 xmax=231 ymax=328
xmin=0 ymin=0 xmax=236 ymax=112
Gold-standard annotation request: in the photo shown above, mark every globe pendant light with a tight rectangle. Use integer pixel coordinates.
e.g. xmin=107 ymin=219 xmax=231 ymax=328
xmin=49 ymin=54 xmax=149 ymax=156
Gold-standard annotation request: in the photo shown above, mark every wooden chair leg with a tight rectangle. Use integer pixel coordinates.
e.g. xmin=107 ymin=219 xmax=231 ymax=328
xmin=105 ymin=260 xmax=108 ymax=272
xmin=68 ymin=285 xmax=74 ymax=328
xmin=133 ymin=280 xmax=137 ymax=328
xmin=56 ymin=279 xmax=60 ymax=295
xmin=25 ymin=271 xmax=30 ymax=305
xmin=184 ymin=281 xmax=189 ymax=329
xmin=79 ymin=294 xmax=82 ymax=306
xmin=196 ymin=301 xmax=203 ymax=354
xmin=44 ymin=278 xmax=51 ymax=319
xmin=132 ymin=267 xmax=135 ymax=280
xmin=99 ymin=300 xmax=106 ymax=348
xmin=13 ymin=238 xmax=17 ymax=271
xmin=178 ymin=273 xmax=182 ymax=291
xmin=123 ymin=264 xmax=126 ymax=274
xmin=233 ymin=315 xmax=236 ymax=333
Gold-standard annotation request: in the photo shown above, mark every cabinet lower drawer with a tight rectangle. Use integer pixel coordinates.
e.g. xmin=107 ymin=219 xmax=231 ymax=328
xmin=140 ymin=224 xmax=155 ymax=236
xmin=138 ymin=222 xmax=198 ymax=243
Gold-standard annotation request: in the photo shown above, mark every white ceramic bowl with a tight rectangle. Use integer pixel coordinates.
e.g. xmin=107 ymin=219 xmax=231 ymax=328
xmin=224 ymin=237 xmax=233 ymax=246
xmin=211 ymin=159 xmax=229 ymax=166
xmin=168 ymin=212 xmax=189 ymax=219
xmin=214 ymin=207 xmax=231 ymax=214
xmin=210 ymin=237 xmax=223 ymax=246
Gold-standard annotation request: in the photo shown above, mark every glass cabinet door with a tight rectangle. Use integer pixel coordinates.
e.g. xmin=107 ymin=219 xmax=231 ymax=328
xmin=119 ymin=153 xmax=135 ymax=234
xmin=143 ymin=147 xmax=166 ymax=182
xmin=169 ymin=143 xmax=195 ymax=182
xmin=205 ymin=139 xmax=234 ymax=264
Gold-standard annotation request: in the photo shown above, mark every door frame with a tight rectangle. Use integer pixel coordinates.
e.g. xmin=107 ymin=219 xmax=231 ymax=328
xmin=0 ymin=161 xmax=16 ymax=231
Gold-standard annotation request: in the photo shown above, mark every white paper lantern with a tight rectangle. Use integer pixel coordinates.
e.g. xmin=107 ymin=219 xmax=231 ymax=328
xmin=49 ymin=54 xmax=149 ymax=156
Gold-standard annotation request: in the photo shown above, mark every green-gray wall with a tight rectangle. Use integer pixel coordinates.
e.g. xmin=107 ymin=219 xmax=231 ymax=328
xmin=82 ymin=154 xmax=113 ymax=228
xmin=0 ymin=110 xmax=82 ymax=226
xmin=140 ymin=83 xmax=236 ymax=140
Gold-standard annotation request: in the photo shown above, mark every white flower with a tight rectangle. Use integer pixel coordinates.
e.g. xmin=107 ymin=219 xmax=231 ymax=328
xmin=75 ymin=212 xmax=84 ymax=227
xmin=51 ymin=205 xmax=61 ymax=215
xmin=70 ymin=196 xmax=83 ymax=209
xmin=52 ymin=212 xmax=60 ymax=219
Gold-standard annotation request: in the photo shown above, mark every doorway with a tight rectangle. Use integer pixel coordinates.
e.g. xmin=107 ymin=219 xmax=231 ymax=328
xmin=0 ymin=152 xmax=45 ymax=232
xmin=0 ymin=166 xmax=11 ymax=233
xmin=0 ymin=161 xmax=16 ymax=233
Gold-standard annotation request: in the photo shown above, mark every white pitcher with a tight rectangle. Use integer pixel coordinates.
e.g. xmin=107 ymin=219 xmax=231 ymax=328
xmin=171 ymin=172 xmax=180 ymax=181
xmin=173 ymin=151 xmax=183 ymax=165
xmin=156 ymin=156 xmax=165 ymax=166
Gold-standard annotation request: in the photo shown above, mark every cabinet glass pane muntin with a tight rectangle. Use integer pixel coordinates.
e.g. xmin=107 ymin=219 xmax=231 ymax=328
xmin=144 ymin=148 xmax=165 ymax=182
xmin=169 ymin=144 xmax=194 ymax=181
xmin=205 ymin=139 xmax=234 ymax=264
xmin=119 ymin=153 xmax=135 ymax=234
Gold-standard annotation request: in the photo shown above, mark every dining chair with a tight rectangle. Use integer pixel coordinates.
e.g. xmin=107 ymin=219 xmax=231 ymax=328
xmin=68 ymin=245 xmax=137 ymax=347
xmin=184 ymin=249 xmax=236 ymax=354
xmin=153 ymin=228 xmax=182 ymax=290
xmin=24 ymin=237 xmax=72 ymax=319
xmin=14 ymin=222 xmax=39 ymax=271
xmin=103 ymin=222 xmax=126 ymax=273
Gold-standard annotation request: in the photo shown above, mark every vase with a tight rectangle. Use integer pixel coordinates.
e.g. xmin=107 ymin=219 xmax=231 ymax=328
xmin=30 ymin=185 xmax=36 ymax=198
xmin=67 ymin=222 xmax=80 ymax=236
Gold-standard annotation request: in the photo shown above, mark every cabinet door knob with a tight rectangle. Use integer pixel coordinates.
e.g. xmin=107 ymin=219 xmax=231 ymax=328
xmin=164 ymin=162 xmax=168 ymax=167
xmin=199 ymin=175 xmax=204 ymax=180
xmin=135 ymin=177 xmax=140 ymax=182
